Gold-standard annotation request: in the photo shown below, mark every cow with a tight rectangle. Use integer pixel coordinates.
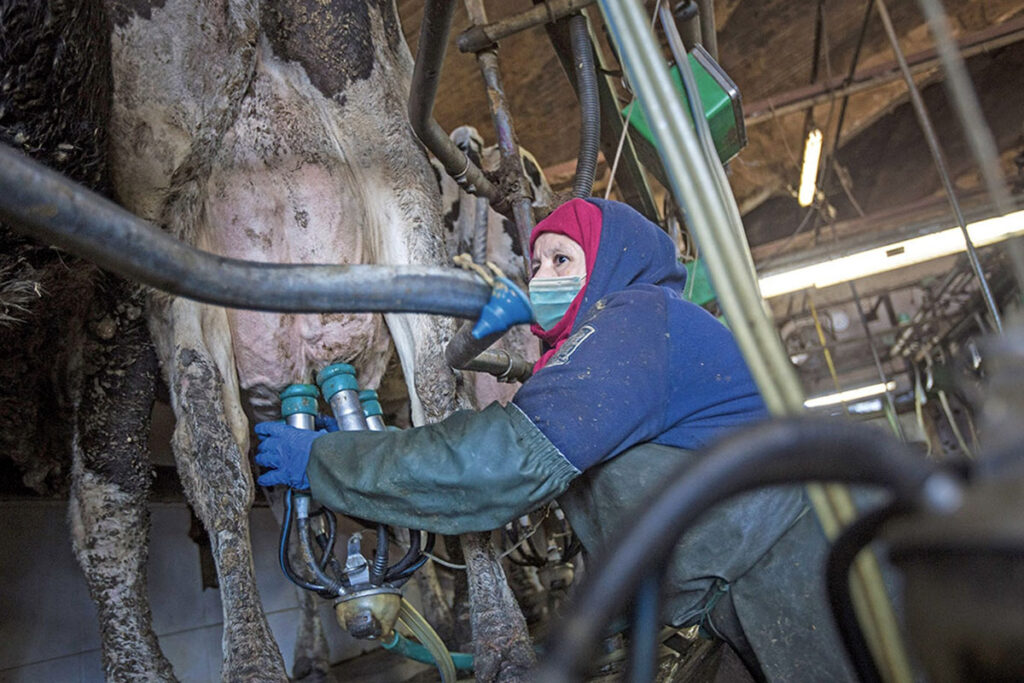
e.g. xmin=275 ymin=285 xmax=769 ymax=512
xmin=90 ymin=0 xmax=538 ymax=680
xmin=0 ymin=2 xmax=167 ymax=679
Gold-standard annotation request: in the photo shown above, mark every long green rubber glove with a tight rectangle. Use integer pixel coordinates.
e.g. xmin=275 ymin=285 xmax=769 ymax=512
xmin=307 ymin=402 xmax=580 ymax=535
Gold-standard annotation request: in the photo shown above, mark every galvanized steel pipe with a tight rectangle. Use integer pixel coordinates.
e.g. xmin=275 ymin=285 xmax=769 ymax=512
xmin=457 ymin=0 xmax=598 ymax=53
xmin=596 ymin=2 xmax=912 ymax=681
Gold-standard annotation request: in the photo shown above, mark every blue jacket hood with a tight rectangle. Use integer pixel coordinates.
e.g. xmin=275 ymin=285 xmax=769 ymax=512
xmin=579 ymin=199 xmax=687 ymax=323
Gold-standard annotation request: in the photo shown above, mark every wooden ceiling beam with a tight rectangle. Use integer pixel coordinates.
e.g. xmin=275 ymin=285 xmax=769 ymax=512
xmin=744 ymin=16 xmax=1024 ymax=125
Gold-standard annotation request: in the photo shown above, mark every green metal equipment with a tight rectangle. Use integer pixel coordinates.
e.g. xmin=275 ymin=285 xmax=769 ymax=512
xmin=622 ymin=45 xmax=747 ymax=185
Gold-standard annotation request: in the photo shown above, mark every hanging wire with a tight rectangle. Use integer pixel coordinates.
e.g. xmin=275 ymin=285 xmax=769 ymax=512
xmin=604 ymin=0 xmax=662 ymax=201
xmin=422 ymin=514 xmax=549 ymax=570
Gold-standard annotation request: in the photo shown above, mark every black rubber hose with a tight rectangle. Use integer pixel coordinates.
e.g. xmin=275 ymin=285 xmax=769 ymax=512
xmin=534 ymin=418 xmax=949 ymax=682
xmin=297 ymin=517 xmax=345 ymax=596
xmin=280 ymin=490 xmax=327 ymax=593
xmin=825 ymin=504 xmax=902 ymax=683
xmin=385 ymin=529 xmax=422 ymax=580
xmin=445 ymin=322 xmax=505 ymax=370
xmin=312 ymin=507 xmax=338 ymax=572
xmin=370 ymin=523 xmax=390 ymax=586
xmin=569 ymin=13 xmax=600 ymax=198
xmin=626 ymin=571 xmax=661 ymax=683
xmin=0 ymin=143 xmax=492 ymax=317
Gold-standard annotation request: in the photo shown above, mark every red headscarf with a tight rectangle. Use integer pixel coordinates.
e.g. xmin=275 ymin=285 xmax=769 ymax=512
xmin=529 ymin=198 xmax=603 ymax=371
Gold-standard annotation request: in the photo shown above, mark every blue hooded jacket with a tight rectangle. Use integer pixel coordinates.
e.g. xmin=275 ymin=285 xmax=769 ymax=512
xmin=513 ymin=198 xmax=768 ymax=471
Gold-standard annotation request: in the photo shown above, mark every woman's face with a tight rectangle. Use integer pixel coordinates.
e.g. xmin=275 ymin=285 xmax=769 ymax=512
xmin=531 ymin=233 xmax=586 ymax=280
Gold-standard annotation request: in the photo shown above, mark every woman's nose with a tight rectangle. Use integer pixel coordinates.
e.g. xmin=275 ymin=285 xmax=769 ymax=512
xmin=533 ymin=261 xmax=558 ymax=280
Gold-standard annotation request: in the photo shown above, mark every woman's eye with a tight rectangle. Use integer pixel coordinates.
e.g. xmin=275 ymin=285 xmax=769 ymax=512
xmin=555 ymin=254 xmax=569 ymax=265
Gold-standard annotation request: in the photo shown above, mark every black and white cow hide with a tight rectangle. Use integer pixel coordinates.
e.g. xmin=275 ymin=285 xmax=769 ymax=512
xmin=101 ymin=0 xmax=534 ymax=680
xmin=0 ymin=1 xmax=169 ymax=678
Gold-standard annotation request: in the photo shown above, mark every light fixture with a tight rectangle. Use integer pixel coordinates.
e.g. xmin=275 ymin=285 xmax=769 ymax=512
xmin=797 ymin=127 xmax=823 ymax=207
xmin=759 ymin=210 xmax=1024 ymax=298
xmin=804 ymin=381 xmax=896 ymax=408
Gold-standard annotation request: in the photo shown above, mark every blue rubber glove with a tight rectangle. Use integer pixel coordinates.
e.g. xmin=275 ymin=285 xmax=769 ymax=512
xmin=254 ymin=421 xmax=324 ymax=490
xmin=314 ymin=415 xmax=340 ymax=432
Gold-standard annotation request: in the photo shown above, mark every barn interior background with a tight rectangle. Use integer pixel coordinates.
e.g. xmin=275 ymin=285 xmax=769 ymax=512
xmin=2 ymin=0 xmax=1023 ymax=680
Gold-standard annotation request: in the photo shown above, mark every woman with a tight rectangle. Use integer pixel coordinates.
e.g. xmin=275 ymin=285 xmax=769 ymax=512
xmin=256 ymin=198 xmax=854 ymax=681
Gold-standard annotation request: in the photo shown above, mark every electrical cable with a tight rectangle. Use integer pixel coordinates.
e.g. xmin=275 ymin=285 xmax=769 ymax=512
xmin=423 ymin=522 xmax=544 ymax=570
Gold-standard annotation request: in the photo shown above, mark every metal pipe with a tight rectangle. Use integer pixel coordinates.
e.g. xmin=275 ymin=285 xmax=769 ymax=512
xmin=672 ymin=1 xmax=702 ymax=51
xmin=875 ymin=0 xmax=1002 ymax=333
xmin=457 ymin=0 xmax=597 ymax=53
xmin=464 ymin=0 xmax=535 ymax=276
xmin=536 ymin=418 xmax=959 ymax=681
xmin=849 ymin=283 xmax=906 ymax=441
xmin=462 ymin=347 xmax=533 ymax=383
xmin=649 ymin=2 xmax=784 ymax=410
xmin=598 ymin=3 xmax=911 ymax=680
xmin=0 ymin=144 xmax=493 ymax=317
xmin=694 ymin=0 xmax=717 ymax=60
xmin=744 ymin=17 xmax=1024 ymax=125
xmin=914 ymin=0 xmax=1024 ymax=291
xmin=410 ymin=0 xmax=507 ymax=213
xmin=569 ymin=12 xmax=601 ymax=198
xmin=662 ymin=6 xmax=758 ymax=284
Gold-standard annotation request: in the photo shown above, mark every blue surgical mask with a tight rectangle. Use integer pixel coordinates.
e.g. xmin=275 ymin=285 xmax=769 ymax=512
xmin=529 ymin=275 xmax=585 ymax=330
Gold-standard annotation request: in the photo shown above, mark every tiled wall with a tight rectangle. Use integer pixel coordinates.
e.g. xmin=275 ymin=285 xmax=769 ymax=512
xmin=0 ymin=501 xmax=375 ymax=682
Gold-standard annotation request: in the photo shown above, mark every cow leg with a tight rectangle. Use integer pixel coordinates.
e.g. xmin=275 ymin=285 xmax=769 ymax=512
xmin=154 ymin=297 xmax=287 ymax=681
xmin=287 ymin=519 xmax=330 ymax=682
xmin=68 ymin=281 xmax=176 ymax=680
xmin=388 ymin=313 xmax=536 ymax=680
xmin=292 ymin=588 xmax=330 ymax=682
xmin=462 ymin=533 xmax=536 ymax=682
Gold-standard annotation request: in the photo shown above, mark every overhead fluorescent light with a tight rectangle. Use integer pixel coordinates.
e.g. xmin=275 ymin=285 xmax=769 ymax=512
xmin=759 ymin=210 xmax=1024 ymax=298
xmin=804 ymin=381 xmax=896 ymax=408
xmin=797 ymin=128 xmax=823 ymax=207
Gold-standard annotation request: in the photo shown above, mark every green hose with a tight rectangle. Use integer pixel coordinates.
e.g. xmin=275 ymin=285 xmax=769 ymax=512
xmin=386 ymin=598 xmax=459 ymax=682
xmin=381 ymin=631 xmax=474 ymax=672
